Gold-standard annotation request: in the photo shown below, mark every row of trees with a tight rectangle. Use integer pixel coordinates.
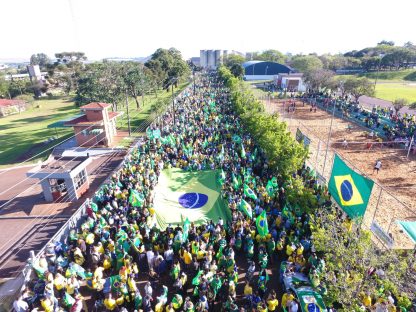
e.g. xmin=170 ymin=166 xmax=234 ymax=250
xmin=75 ymin=48 xmax=190 ymax=110
xmin=244 ymin=41 xmax=416 ymax=72
xmin=0 ymin=48 xmax=190 ymax=109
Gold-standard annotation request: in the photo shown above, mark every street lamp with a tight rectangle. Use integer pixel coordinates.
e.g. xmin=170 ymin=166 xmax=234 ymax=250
xmin=374 ymin=53 xmax=385 ymax=92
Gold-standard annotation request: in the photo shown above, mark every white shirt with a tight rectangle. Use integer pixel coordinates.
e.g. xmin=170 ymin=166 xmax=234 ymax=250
xmin=375 ymin=161 xmax=382 ymax=169
xmin=13 ymin=299 xmax=29 ymax=312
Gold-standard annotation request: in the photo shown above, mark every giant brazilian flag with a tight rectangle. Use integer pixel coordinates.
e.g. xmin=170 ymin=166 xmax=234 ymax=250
xmin=329 ymin=155 xmax=374 ymax=218
xmin=153 ymin=168 xmax=230 ymax=229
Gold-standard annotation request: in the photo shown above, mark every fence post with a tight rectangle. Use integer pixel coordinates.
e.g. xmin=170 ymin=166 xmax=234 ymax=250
xmin=371 ymin=187 xmax=383 ymax=224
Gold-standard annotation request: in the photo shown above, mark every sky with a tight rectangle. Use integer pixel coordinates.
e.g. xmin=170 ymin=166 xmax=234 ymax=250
xmin=1 ymin=0 xmax=415 ymax=62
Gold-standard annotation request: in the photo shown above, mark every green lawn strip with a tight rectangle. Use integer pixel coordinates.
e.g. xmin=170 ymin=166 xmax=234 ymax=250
xmin=375 ymin=83 xmax=416 ymax=103
xmin=0 ymin=96 xmax=79 ymax=167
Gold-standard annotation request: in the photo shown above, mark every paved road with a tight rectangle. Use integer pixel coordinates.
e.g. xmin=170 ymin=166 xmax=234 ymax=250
xmin=0 ymin=152 xmax=126 ymax=279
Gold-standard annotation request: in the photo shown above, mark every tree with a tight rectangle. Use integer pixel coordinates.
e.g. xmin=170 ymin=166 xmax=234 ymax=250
xmin=311 ymin=208 xmax=414 ymax=310
xmin=378 ymin=40 xmax=395 ymax=46
xmin=55 ymin=51 xmax=87 ymax=64
xmin=224 ymin=54 xmax=245 ymax=78
xmin=121 ymin=62 xmax=151 ymax=109
xmin=344 ymin=77 xmax=374 ymax=101
xmin=392 ymin=98 xmax=408 ymax=116
xmin=256 ymin=49 xmax=286 ymax=64
xmin=304 ymin=69 xmax=335 ymax=92
xmin=290 ymin=55 xmax=323 ymax=73
xmin=75 ymin=62 xmax=124 ymax=110
xmin=145 ymin=48 xmax=190 ymax=90
xmin=0 ymin=78 xmax=10 ymax=98
xmin=30 ymin=53 xmax=51 ymax=68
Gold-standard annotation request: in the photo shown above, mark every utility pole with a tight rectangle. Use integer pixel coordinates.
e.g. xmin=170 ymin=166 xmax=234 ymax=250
xmin=172 ymin=81 xmax=175 ymax=125
xmin=322 ymin=100 xmax=336 ymax=177
xmin=126 ymin=89 xmax=131 ymax=136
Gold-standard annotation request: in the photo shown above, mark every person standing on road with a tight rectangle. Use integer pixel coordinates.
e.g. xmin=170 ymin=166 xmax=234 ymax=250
xmin=373 ymin=160 xmax=382 ymax=174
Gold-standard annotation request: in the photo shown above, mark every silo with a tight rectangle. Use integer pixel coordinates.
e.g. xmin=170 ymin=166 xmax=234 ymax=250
xmin=215 ymin=50 xmax=223 ymax=68
xmin=207 ymin=50 xmax=216 ymax=69
xmin=200 ymin=50 xmax=207 ymax=68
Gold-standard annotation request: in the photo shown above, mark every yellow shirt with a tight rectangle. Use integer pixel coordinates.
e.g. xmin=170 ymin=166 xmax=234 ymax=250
xmin=363 ymin=296 xmax=372 ymax=307
xmin=104 ymin=298 xmax=117 ymax=311
xmin=244 ymin=284 xmax=253 ymax=296
xmin=183 ymin=251 xmax=192 ymax=265
xmin=282 ymin=293 xmax=294 ymax=308
xmin=267 ymin=298 xmax=279 ymax=311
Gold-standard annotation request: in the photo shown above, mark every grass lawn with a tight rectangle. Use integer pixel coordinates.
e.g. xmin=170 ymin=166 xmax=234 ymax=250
xmin=0 ymin=83 xmax=189 ymax=168
xmin=116 ymin=82 xmax=189 ymax=134
xmin=0 ymin=96 xmax=79 ymax=168
xmin=336 ymin=69 xmax=416 ymax=83
xmin=375 ymin=82 xmax=416 ymax=104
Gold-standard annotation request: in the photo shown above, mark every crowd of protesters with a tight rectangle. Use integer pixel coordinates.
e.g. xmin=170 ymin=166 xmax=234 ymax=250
xmin=13 ymin=74 xmax=407 ymax=312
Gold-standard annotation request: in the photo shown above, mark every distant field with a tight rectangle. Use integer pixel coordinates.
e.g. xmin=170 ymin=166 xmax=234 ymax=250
xmin=0 ymin=96 xmax=79 ymax=168
xmin=375 ymin=82 xmax=416 ymax=104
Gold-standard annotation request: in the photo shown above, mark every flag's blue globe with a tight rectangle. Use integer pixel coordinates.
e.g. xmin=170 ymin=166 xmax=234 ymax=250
xmin=340 ymin=180 xmax=353 ymax=201
xmin=178 ymin=193 xmax=208 ymax=209
xmin=307 ymin=303 xmax=320 ymax=312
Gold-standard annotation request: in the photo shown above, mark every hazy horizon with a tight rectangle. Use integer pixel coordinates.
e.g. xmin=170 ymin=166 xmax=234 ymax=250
xmin=1 ymin=0 xmax=415 ymax=62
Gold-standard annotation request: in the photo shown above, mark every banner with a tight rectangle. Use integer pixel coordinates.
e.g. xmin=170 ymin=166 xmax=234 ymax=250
xmin=153 ymin=168 xmax=230 ymax=229
xmin=328 ymin=155 xmax=374 ymax=218
xmin=397 ymin=221 xmax=416 ymax=243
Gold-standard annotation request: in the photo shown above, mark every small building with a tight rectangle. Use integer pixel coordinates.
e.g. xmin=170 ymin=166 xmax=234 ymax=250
xmin=243 ymin=61 xmax=293 ymax=81
xmin=65 ymin=102 xmax=123 ymax=147
xmin=27 ymin=156 xmax=92 ymax=202
xmin=0 ymin=99 xmax=27 ymax=117
xmin=275 ymin=73 xmax=307 ymax=92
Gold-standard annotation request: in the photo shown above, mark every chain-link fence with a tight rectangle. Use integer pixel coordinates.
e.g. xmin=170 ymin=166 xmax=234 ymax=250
xmin=269 ymin=99 xmax=416 ymax=250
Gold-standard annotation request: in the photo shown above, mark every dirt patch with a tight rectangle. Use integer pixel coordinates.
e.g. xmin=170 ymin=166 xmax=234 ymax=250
xmin=265 ymin=99 xmax=416 ymax=249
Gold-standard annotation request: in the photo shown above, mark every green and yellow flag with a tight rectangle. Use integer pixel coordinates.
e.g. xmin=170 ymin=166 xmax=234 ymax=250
xmin=244 ymin=184 xmax=257 ymax=200
xmin=239 ymin=199 xmax=252 ymax=218
xmin=329 ymin=155 xmax=374 ymax=218
xmin=256 ymin=210 xmax=268 ymax=237
xmin=129 ymin=190 xmax=144 ymax=207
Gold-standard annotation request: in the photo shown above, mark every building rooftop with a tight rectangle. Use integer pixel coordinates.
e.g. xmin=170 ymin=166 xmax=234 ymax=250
xmin=80 ymin=102 xmax=111 ymax=110
xmin=31 ymin=157 xmax=90 ymax=174
xmin=64 ymin=115 xmax=104 ymax=126
xmin=0 ymin=99 xmax=25 ymax=107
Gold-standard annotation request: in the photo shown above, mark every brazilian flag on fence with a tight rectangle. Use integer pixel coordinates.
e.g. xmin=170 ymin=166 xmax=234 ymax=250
xmin=328 ymin=154 xmax=374 ymax=218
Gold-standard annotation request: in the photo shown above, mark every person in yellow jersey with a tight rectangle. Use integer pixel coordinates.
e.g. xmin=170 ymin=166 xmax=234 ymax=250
xmin=257 ymin=301 xmax=268 ymax=312
xmin=244 ymin=281 xmax=253 ymax=296
xmin=282 ymin=292 xmax=295 ymax=311
xmin=104 ymin=294 xmax=117 ymax=311
xmin=267 ymin=290 xmax=279 ymax=311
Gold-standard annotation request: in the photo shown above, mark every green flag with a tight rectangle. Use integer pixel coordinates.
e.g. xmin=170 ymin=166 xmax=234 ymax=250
xmin=182 ymin=217 xmax=191 ymax=242
xmin=239 ymin=199 xmax=252 ymax=218
xmin=266 ymin=180 xmax=275 ymax=197
xmin=232 ymin=174 xmax=240 ymax=190
xmin=219 ymin=169 xmax=226 ymax=185
xmin=328 ymin=154 xmax=374 ymax=218
xmin=256 ymin=210 xmax=268 ymax=237
xmin=129 ymin=189 xmax=144 ymax=207
xmin=271 ymin=177 xmax=278 ymax=188
xmin=244 ymin=184 xmax=257 ymax=200
xmin=241 ymin=143 xmax=246 ymax=158
xmin=192 ymin=270 xmax=203 ymax=286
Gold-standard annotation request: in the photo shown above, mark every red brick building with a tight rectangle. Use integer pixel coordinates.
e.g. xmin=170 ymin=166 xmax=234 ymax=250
xmin=65 ymin=102 xmax=122 ymax=147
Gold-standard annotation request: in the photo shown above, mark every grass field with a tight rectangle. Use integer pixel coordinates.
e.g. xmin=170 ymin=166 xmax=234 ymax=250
xmin=375 ymin=82 xmax=416 ymax=104
xmin=0 ymin=83 xmax=189 ymax=168
xmin=0 ymin=96 xmax=79 ymax=168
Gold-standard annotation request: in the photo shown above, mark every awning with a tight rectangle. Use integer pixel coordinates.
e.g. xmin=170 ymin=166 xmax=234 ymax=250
xmin=397 ymin=221 xmax=416 ymax=243
xmin=47 ymin=114 xmax=84 ymax=128
xmin=90 ymin=129 xmax=104 ymax=135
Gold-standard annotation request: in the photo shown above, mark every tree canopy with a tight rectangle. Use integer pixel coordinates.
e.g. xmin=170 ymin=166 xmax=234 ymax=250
xmin=291 ymin=55 xmax=324 ymax=73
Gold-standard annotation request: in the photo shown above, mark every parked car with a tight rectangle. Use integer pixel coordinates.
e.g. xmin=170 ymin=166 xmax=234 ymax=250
xmin=280 ymin=261 xmax=327 ymax=312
